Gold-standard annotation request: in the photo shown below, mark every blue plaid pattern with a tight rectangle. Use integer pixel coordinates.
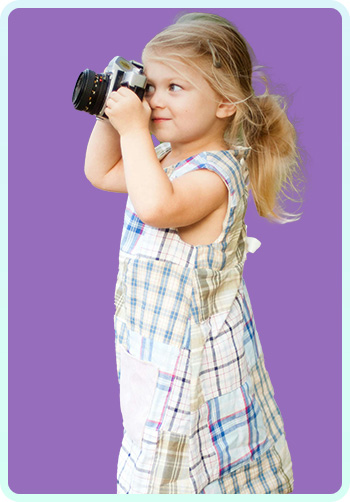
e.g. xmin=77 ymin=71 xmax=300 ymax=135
xmin=114 ymin=143 xmax=293 ymax=494
xmin=207 ymin=377 xmax=270 ymax=476
xmin=120 ymin=207 xmax=145 ymax=253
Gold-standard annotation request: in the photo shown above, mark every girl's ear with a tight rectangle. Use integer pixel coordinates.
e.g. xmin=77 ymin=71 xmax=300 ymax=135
xmin=216 ymin=100 xmax=237 ymax=119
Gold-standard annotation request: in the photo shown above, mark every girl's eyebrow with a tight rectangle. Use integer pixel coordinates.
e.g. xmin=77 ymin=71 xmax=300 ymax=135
xmin=144 ymin=73 xmax=188 ymax=84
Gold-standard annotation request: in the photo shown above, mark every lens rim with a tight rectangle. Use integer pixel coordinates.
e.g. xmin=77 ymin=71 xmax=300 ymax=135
xmin=72 ymin=69 xmax=110 ymax=115
xmin=72 ymin=69 xmax=96 ymax=111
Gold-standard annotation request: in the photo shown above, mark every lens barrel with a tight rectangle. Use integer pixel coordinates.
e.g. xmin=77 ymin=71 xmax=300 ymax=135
xmin=72 ymin=69 xmax=109 ymax=115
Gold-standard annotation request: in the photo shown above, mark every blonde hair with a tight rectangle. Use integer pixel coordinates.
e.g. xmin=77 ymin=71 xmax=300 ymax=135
xmin=143 ymin=12 xmax=304 ymax=222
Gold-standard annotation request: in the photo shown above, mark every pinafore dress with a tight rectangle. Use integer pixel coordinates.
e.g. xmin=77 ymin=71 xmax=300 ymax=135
xmin=113 ymin=142 xmax=294 ymax=494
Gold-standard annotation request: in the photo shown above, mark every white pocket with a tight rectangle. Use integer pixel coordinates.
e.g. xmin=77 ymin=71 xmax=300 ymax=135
xmin=119 ymin=346 xmax=158 ymax=447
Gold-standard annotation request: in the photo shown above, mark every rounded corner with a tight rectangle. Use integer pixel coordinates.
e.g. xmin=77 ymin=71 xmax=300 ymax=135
xmin=328 ymin=3 xmax=349 ymax=21
xmin=3 ymin=3 xmax=21 ymax=24
xmin=3 ymin=478 xmax=21 ymax=498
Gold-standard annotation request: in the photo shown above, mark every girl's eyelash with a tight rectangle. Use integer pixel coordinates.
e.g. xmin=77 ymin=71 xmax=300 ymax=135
xmin=145 ymin=83 xmax=183 ymax=93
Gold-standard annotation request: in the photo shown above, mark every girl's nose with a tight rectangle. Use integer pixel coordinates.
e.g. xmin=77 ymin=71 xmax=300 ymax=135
xmin=147 ymin=90 xmax=166 ymax=109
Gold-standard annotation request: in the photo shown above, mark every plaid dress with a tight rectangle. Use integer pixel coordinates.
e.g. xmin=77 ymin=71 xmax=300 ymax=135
xmin=113 ymin=142 xmax=294 ymax=494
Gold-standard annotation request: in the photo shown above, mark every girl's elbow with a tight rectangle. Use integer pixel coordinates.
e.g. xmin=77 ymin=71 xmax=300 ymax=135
xmin=137 ymin=204 xmax=168 ymax=228
xmin=84 ymin=171 xmax=97 ymax=187
xmin=84 ymin=168 xmax=103 ymax=189
xmin=137 ymin=209 xmax=158 ymax=227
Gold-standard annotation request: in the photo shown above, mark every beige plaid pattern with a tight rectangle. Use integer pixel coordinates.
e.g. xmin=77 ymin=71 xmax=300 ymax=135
xmin=149 ymin=432 xmax=193 ymax=493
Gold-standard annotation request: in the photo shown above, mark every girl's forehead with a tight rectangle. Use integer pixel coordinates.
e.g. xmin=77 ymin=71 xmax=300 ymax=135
xmin=144 ymin=58 xmax=202 ymax=84
xmin=144 ymin=59 xmax=185 ymax=76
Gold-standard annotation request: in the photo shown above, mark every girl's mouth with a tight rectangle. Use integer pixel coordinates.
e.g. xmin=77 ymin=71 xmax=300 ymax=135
xmin=152 ymin=117 xmax=171 ymax=122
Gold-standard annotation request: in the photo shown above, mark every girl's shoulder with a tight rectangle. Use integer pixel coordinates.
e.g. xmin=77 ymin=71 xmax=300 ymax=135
xmin=199 ymin=149 xmax=250 ymax=197
xmin=156 ymin=143 xmax=250 ymax=198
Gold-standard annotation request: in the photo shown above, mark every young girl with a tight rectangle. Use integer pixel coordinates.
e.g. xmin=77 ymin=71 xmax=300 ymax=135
xmin=84 ymin=12 xmax=301 ymax=494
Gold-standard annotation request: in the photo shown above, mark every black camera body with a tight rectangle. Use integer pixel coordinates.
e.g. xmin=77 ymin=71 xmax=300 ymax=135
xmin=72 ymin=56 xmax=147 ymax=118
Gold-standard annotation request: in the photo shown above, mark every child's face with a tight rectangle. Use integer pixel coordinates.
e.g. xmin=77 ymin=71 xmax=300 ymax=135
xmin=143 ymin=58 xmax=229 ymax=152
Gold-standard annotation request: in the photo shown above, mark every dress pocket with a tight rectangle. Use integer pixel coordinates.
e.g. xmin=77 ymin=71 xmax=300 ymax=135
xmin=119 ymin=345 xmax=159 ymax=447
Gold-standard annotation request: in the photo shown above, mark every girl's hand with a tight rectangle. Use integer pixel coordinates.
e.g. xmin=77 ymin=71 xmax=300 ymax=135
xmin=104 ymin=87 xmax=151 ymax=136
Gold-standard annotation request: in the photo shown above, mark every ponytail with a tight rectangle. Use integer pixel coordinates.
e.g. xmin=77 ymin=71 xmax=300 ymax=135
xmin=229 ymin=93 xmax=303 ymax=222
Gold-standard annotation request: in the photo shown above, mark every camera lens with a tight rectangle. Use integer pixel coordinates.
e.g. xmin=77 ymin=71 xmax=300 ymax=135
xmin=72 ymin=69 xmax=109 ymax=115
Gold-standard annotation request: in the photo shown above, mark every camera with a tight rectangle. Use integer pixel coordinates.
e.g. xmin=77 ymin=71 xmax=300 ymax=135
xmin=72 ymin=56 xmax=147 ymax=118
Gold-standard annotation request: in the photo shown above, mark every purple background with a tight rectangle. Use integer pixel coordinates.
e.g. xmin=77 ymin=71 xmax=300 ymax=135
xmin=8 ymin=8 xmax=342 ymax=495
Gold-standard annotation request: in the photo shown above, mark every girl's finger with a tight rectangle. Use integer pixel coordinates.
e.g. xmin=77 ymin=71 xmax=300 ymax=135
xmin=105 ymin=94 xmax=120 ymax=110
xmin=107 ymin=91 xmax=120 ymax=103
xmin=117 ymin=86 xmax=133 ymax=97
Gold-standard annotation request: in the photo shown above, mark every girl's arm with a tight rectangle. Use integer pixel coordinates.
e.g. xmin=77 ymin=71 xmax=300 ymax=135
xmin=105 ymin=87 xmax=227 ymax=227
xmin=121 ymin=129 xmax=227 ymax=228
xmin=84 ymin=119 xmax=127 ymax=193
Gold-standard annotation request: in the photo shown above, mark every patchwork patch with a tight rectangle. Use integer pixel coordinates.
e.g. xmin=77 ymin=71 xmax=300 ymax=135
xmin=207 ymin=377 xmax=270 ymax=477
xmin=122 ymin=257 xmax=193 ymax=348
xmin=200 ymin=303 xmax=248 ymax=401
xmin=149 ymin=432 xmax=193 ymax=494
